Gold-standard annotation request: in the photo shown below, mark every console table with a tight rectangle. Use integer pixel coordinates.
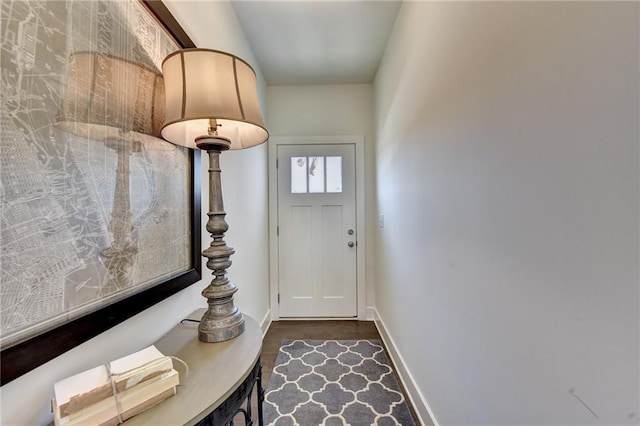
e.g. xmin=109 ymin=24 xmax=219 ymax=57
xmin=124 ymin=309 xmax=263 ymax=425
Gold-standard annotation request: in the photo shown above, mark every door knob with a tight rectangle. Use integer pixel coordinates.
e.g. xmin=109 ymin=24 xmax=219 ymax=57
xmin=348 ymin=241 xmax=355 ymax=248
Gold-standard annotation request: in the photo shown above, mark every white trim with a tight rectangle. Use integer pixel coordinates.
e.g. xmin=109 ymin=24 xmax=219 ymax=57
xmin=365 ymin=306 xmax=376 ymax=321
xmin=260 ymin=309 xmax=272 ymax=337
xmin=268 ymin=136 xmax=366 ymax=320
xmin=372 ymin=307 xmax=439 ymax=426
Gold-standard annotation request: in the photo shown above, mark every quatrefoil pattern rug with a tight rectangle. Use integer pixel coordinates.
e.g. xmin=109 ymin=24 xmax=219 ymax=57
xmin=264 ymin=340 xmax=415 ymax=425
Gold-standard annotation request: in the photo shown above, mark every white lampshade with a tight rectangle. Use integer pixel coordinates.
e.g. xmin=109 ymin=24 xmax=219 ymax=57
xmin=160 ymin=48 xmax=268 ymax=150
xmin=56 ymin=52 xmax=165 ymax=141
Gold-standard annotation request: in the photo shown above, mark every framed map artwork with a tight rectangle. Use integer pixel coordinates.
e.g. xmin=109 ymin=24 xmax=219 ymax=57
xmin=0 ymin=0 xmax=200 ymax=384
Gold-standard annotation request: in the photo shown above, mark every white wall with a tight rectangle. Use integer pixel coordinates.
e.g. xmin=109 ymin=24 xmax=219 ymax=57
xmin=266 ymin=84 xmax=376 ymax=311
xmin=374 ymin=2 xmax=639 ymax=425
xmin=0 ymin=2 xmax=270 ymax=424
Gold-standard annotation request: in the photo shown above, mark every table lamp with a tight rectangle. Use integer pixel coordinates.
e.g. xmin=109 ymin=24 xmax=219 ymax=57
xmin=160 ymin=48 xmax=269 ymax=342
xmin=56 ymin=52 xmax=165 ymax=291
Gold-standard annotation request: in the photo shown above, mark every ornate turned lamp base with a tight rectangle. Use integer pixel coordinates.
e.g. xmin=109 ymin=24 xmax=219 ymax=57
xmin=198 ymin=298 xmax=245 ymax=343
xmin=196 ymin=135 xmax=245 ymax=343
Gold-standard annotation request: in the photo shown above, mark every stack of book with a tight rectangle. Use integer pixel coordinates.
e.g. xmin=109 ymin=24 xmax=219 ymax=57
xmin=52 ymin=345 xmax=179 ymax=426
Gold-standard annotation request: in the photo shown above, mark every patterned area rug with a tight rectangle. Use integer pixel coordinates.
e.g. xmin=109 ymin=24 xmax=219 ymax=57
xmin=264 ymin=340 xmax=415 ymax=425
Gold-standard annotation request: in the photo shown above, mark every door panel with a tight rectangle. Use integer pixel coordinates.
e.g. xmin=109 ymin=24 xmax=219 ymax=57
xmin=277 ymin=144 xmax=356 ymax=317
xmin=288 ymin=205 xmax=313 ymax=298
xmin=321 ymin=205 xmax=343 ymax=298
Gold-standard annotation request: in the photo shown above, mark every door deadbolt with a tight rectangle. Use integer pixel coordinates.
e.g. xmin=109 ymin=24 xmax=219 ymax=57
xmin=347 ymin=229 xmax=354 ymax=235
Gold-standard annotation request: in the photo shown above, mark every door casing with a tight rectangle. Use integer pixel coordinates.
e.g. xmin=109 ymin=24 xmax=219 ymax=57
xmin=268 ymin=136 xmax=366 ymax=320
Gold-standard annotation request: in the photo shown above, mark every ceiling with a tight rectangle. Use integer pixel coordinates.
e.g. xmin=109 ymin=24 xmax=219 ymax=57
xmin=230 ymin=1 xmax=402 ymax=85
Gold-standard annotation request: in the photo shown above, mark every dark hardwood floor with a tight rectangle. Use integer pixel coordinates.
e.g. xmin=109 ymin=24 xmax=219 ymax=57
xmin=259 ymin=320 xmax=419 ymax=424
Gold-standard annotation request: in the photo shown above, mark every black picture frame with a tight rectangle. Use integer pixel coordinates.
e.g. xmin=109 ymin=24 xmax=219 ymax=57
xmin=0 ymin=0 xmax=201 ymax=386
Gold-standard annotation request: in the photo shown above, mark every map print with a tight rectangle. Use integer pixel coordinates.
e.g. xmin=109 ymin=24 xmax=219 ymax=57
xmin=1 ymin=0 xmax=191 ymax=348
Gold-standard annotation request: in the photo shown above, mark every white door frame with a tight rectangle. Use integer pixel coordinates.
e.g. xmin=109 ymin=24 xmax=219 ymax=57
xmin=268 ymin=135 xmax=366 ymax=320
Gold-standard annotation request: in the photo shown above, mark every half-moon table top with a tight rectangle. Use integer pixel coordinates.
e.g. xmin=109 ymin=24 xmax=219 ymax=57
xmin=124 ymin=309 xmax=262 ymax=426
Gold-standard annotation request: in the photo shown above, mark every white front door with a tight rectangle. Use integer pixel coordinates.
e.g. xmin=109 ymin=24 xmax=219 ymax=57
xmin=277 ymin=144 xmax=357 ymax=317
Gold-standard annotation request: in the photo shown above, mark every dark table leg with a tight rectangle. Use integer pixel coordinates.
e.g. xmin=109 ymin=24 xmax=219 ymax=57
xmin=257 ymin=363 xmax=264 ymax=426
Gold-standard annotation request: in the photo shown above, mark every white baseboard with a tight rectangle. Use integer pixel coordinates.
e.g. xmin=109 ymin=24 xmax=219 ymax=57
xmin=372 ymin=308 xmax=439 ymax=426
xmin=260 ymin=309 xmax=272 ymax=337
